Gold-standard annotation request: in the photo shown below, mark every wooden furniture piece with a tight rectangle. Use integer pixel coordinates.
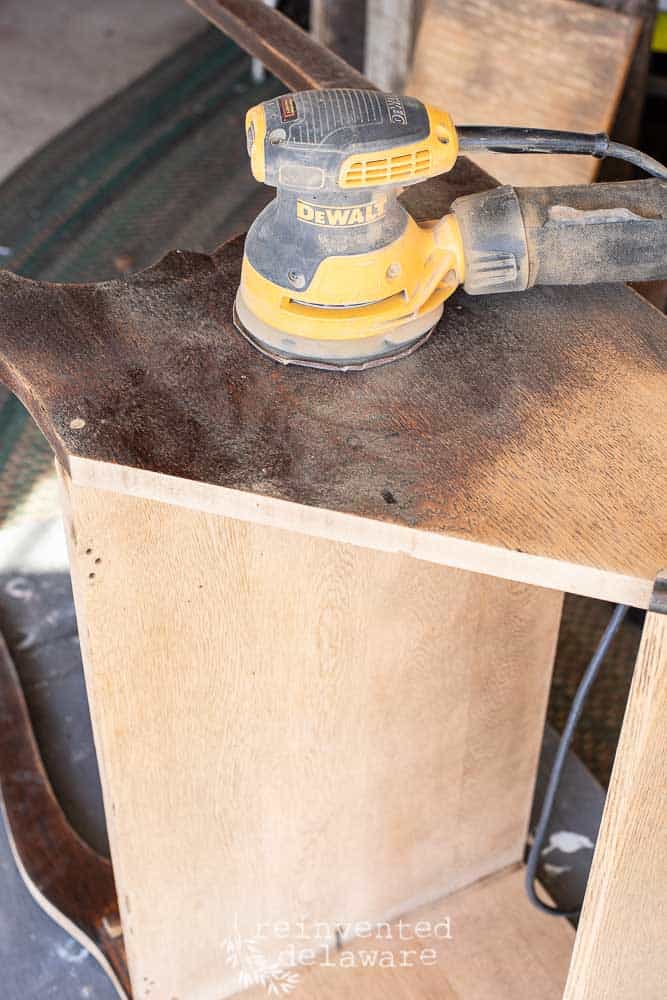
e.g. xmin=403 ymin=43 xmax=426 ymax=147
xmin=0 ymin=2 xmax=664 ymax=996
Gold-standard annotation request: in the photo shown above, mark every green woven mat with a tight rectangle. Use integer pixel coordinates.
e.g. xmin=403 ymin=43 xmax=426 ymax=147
xmin=0 ymin=27 xmax=280 ymax=526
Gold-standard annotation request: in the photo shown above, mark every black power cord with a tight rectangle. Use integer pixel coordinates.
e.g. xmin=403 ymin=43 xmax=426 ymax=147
xmin=525 ymin=602 xmax=629 ymax=919
xmin=457 ymin=126 xmax=667 ymax=180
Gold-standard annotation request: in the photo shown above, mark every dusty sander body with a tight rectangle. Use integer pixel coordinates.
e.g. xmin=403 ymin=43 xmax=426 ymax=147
xmin=235 ymin=90 xmax=462 ymax=369
xmin=235 ymin=89 xmax=667 ymax=370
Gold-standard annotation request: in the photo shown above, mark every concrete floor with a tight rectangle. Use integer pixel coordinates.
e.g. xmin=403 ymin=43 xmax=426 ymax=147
xmin=0 ymin=0 xmax=202 ymax=182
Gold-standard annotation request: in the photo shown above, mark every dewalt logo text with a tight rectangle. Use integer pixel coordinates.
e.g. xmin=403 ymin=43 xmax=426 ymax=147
xmin=296 ymin=198 xmax=386 ymax=228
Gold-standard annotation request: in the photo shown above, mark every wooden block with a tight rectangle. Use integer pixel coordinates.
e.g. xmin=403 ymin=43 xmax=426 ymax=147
xmin=238 ymin=867 xmax=574 ymax=999
xmin=408 ymin=0 xmax=640 ymax=186
xmin=59 ymin=467 xmax=563 ymax=999
xmin=564 ymin=606 xmax=667 ymax=999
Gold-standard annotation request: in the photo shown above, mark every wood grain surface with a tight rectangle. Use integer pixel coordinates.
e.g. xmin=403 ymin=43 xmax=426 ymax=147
xmin=564 ymin=607 xmax=667 ymax=1000
xmin=59 ymin=465 xmax=563 ymax=999
xmin=408 ymin=0 xmax=640 ymax=186
xmin=1 ymin=224 xmax=663 ymax=606
xmin=238 ymin=867 xmax=574 ymax=999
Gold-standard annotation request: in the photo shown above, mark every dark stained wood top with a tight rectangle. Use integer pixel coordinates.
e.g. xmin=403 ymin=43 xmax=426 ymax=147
xmin=0 ymin=170 xmax=665 ymax=606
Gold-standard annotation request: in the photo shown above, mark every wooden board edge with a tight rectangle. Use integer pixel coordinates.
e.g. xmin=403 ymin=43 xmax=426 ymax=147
xmin=66 ymin=456 xmax=652 ymax=608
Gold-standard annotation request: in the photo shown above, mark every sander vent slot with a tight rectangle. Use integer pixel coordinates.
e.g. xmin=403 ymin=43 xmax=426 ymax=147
xmin=285 ymin=291 xmax=407 ymax=317
xmin=342 ymin=148 xmax=431 ymax=187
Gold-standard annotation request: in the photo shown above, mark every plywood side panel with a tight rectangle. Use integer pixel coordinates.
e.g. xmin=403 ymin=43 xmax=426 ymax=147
xmin=564 ymin=610 xmax=667 ymax=1000
xmin=59 ymin=468 xmax=562 ymax=1000
xmin=408 ymin=0 xmax=639 ymax=186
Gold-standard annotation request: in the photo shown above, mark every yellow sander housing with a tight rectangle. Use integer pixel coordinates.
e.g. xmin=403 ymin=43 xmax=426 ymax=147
xmin=235 ymin=89 xmax=464 ymax=369
xmin=235 ymin=89 xmax=667 ymax=370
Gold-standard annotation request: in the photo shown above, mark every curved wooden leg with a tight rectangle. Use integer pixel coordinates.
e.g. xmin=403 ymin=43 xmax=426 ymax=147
xmin=0 ymin=628 xmax=131 ymax=999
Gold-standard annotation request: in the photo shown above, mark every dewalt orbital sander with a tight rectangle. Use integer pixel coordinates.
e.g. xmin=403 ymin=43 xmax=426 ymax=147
xmin=235 ymin=89 xmax=667 ymax=370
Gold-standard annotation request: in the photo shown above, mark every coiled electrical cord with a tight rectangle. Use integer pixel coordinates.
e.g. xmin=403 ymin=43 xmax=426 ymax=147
xmin=525 ymin=602 xmax=629 ymax=919
xmin=457 ymin=126 xmax=667 ymax=180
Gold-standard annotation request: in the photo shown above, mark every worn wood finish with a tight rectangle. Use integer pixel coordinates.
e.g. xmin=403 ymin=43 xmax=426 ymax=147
xmin=408 ymin=0 xmax=640 ymax=187
xmin=59 ymin=464 xmax=563 ymax=1000
xmin=564 ymin=604 xmax=667 ymax=1000
xmin=0 ymin=629 xmax=130 ymax=998
xmin=1 ymin=231 xmax=665 ymax=607
xmin=238 ymin=867 xmax=574 ymax=999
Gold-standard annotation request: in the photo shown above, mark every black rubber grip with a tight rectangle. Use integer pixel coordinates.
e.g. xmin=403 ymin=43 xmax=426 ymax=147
xmin=457 ymin=126 xmax=610 ymax=158
xmin=452 ymin=179 xmax=667 ymax=293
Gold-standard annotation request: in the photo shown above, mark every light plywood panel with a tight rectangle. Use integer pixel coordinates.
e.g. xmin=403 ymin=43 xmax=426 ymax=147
xmin=408 ymin=0 xmax=640 ymax=186
xmin=59 ymin=467 xmax=562 ymax=999
xmin=239 ymin=867 xmax=574 ymax=999
xmin=564 ymin=609 xmax=667 ymax=1000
